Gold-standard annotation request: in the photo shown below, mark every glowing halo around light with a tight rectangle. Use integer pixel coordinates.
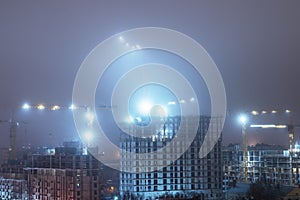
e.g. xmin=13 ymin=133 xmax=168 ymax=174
xmin=111 ymin=63 xmax=199 ymax=141
xmin=72 ymin=27 xmax=227 ymax=172
xmin=137 ymin=99 xmax=153 ymax=115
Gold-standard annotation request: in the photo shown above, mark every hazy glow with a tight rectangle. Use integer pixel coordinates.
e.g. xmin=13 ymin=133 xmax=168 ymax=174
xmin=125 ymin=116 xmax=134 ymax=124
xmin=261 ymin=110 xmax=267 ymax=114
xmin=84 ymin=131 xmax=93 ymax=142
xmin=168 ymin=101 xmax=176 ymax=105
xmin=135 ymin=116 xmax=142 ymax=123
xmin=286 ymin=109 xmax=291 ymax=113
xmin=69 ymin=104 xmax=76 ymax=110
xmin=22 ymin=103 xmax=31 ymax=110
xmin=239 ymin=115 xmax=247 ymax=124
xmin=251 ymin=110 xmax=259 ymax=115
xmin=51 ymin=105 xmax=60 ymax=111
xmin=118 ymin=36 xmax=124 ymax=42
xmin=150 ymin=105 xmax=167 ymax=118
xmin=138 ymin=100 xmax=153 ymax=115
xmin=250 ymin=124 xmax=287 ymax=129
xmin=37 ymin=104 xmax=45 ymax=110
xmin=86 ymin=111 xmax=95 ymax=126
xmin=271 ymin=110 xmax=277 ymax=114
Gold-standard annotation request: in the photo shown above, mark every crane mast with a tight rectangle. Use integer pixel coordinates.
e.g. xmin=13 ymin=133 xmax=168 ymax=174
xmin=249 ymin=121 xmax=299 ymax=185
xmin=242 ymin=122 xmax=248 ymax=182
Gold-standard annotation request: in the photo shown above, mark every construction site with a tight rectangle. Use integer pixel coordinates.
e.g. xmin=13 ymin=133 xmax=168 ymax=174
xmin=1 ymin=104 xmax=300 ymax=199
xmin=119 ymin=115 xmax=224 ymax=200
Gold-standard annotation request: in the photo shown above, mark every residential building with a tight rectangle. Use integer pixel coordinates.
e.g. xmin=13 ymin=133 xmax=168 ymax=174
xmin=120 ymin=116 xmax=223 ymax=200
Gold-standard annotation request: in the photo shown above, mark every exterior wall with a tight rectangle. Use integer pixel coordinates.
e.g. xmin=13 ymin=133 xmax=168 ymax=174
xmin=222 ymin=144 xmax=300 ymax=186
xmin=0 ymin=148 xmax=9 ymax=166
xmin=25 ymin=152 xmax=103 ymax=200
xmin=0 ymin=177 xmax=28 ymax=199
xmin=25 ymin=168 xmax=101 ymax=200
xmin=120 ymin=116 xmax=223 ymax=200
xmin=262 ymin=154 xmax=298 ymax=185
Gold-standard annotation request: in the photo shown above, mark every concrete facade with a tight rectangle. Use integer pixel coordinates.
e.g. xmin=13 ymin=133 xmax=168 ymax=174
xmin=120 ymin=116 xmax=223 ymax=200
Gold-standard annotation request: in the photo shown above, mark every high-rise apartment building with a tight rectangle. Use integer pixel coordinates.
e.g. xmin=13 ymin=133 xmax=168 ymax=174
xmin=0 ymin=177 xmax=28 ymax=199
xmin=120 ymin=116 xmax=223 ymax=200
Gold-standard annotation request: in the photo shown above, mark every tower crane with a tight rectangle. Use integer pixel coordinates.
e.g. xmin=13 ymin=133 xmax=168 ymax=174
xmin=249 ymin=120 xmax=300 ymax=185
xmin=0 ymin=102 xmax=113 ymax=165
xmin=237 ymin=109 xmax=293 ymax=183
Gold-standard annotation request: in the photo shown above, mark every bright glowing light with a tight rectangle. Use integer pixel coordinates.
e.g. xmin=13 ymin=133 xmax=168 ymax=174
xmin=251 ymin=110 xmax=259 ymax=115
xmin=125 ymin=116 xmax=134 ymax=124
xmin=168 ymin=101 xmax=176 ymax=105
xmin=118 ymin=36 xmax=124 ymax=42
xmin=286 ymin=109 xmax=291 ymax=113
xmin=239 ymin=115 xmax=247 ymax=124
xmin=22 ymin=103 xmax=31 ymax=110
xmin=190 ymin=97 xmax=195 ymax=102
xmin=37 ymin=104 xmax=45 ymax=110
xmin=69 ymin=104 xmax=76 ymax=110
xmin=51 ymin=105 xmax=60 ymax=111
xmin=271 ymin=110 xmax=277 ymax=114
xmin=261 ymin=110 xmax=267 ymax=114
xmin=84 ymin=131 xmax=93 ymax=142
xmin=138 ymin=100 xmax=152 ymax=115
xmin=135 ymin=117 xmax=142 ymax=123
xmin=86 ymin=111 xmax=95 ymax=126
xmin=250 ymin=124 xmax=287 ymax=129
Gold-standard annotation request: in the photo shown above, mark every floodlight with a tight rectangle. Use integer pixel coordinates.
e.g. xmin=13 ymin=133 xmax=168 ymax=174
xmin=22 ymin=103 xmax=31 ymax=110
xmin=69 ymin=104 xmax=76 ymax=110
xmin=138 ymin=100 xmax=152 ymax=115
xmin=251 ymin=110 xmax=259 ymax=115
xmin=179 ymin=99 xmax=186 ymax=104
xmin=168 ymin=101 xmax=176 ymax=105
xmin=37 ymin=104 xmax=45 ymax=110
xmin=51 ymin=105 xmax=60 ymax=111
xmin=239 ymin=115 xmax=247 ymax=125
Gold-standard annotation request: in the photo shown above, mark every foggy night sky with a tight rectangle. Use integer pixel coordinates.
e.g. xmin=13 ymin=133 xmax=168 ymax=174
xmin=0 ymin=1 xmax=300 ymax=148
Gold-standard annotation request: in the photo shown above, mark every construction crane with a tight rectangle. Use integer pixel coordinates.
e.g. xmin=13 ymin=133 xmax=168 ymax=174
xmin=237 ymin=109 xmax=293 ymax=183
xmin=249 ymin=123 xmax=300 ymax=151
xmin=238 ymin=115 xmax=248 ymax=182
xmin=0 ymin=103 xmax=112 ymax=163
xmin=249 ymin=120 xmax=300 ymax=185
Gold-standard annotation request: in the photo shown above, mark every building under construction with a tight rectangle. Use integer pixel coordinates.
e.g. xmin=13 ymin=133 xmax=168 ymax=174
xmin=0 ymin=177 xmax=28 ymax=199
xmin=222 ymin=143 xmax=300 ymax=186
xmin=120 ymin=116 xmax=223 ymax=200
